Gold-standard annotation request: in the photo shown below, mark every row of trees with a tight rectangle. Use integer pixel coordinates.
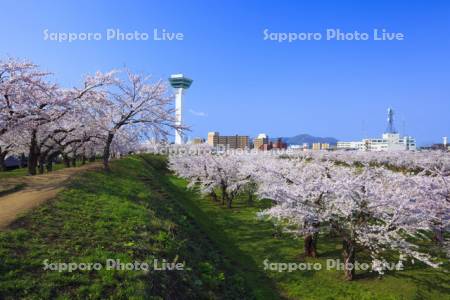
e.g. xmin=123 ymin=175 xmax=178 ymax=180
xmin=284 ymin=149 xmax=450 ymax=174
xmin=169 ymin=149 xmax=449 ymax=280
xmin=0 ymin=58 xmax=179 ymax=174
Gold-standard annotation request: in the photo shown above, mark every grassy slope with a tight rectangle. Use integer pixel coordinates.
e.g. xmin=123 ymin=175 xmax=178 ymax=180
xmin=0 ymin=155 xmax=256 ymax=299
xmin=166 ymin=174 xmax=450 ymax=299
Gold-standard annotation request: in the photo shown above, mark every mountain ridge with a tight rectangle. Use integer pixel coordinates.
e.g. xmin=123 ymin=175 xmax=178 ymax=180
xmin=271 ymin=134 xmax=338 ymax=146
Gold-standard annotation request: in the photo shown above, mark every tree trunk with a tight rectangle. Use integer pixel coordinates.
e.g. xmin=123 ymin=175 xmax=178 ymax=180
xmin=0 ymin=152 xmax=7 ymax=171
xmin=46 ymin=152 xmax=59 ymax=172
xmin=81 ymin=150 xmax=86 ymax=165
xmin=38 ymin=157 xmax=46 ymax=174
xmin=71 ymin=157 xmax=76 ymax=167
xmin=247 ymin=191 xmax=254 ymax=206
xmin=103 ymin=132 xmax=115 ymax=171
xmin=210 ymin=191 xmax=218 ymax=202
xmin=342 ymin=238 xmax=356 ymax=281
xmin=221 ymin=185 xmax=227 ymax=206
xmin=62 ymin=154 xmax=71 ymax=168
xmin=304 ymin=234 xmax=318 ymax=258
xmin=20 ymin=153 xmax=26 ymax=168
xmin=227 ymin=198 xmax=233 ymax=209
xmin=329 ymin=222 xmax=339 ymax=238
xmin=89 ymin=148 xmax=96 ymax=162
xmin=46 ymin=160 xmax=53 ymax=172
xmin=28 ymin=130 xmax=39 ymax=176
xmin=433 ymin=227 xmax=444 ymax=245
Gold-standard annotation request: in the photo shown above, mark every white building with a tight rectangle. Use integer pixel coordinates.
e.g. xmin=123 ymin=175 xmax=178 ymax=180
xmin=337 ymin=133 xmax=416 ymax=151
xmin=337 ymin=108 xmax=417 ymax=152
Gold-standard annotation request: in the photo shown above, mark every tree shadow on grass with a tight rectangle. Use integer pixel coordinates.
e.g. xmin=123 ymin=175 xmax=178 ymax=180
xmin=389 ymin=268 xmax=450 ymax=295
xmin=139 ymin=155 xmax=283 ymax=300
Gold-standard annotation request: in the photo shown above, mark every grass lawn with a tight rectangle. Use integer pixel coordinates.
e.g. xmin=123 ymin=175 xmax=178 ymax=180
xmin=0 ymin=154 xmax=448 ymax=299
xmin=0 ymin=155 xmax=254 ymax=299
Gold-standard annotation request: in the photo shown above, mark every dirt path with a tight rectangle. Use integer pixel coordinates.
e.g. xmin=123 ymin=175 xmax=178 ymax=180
xmin=0 ymin=163 xmax=101 ymax=230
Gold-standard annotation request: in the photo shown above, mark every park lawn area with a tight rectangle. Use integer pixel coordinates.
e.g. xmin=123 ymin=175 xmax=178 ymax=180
xmin=0 ymin=155 xmax=255 ymax=299
xmin=0 ymin=163 xmax=66 ymax=179
xmin=166 ymin=173 xmax=450 ymax=299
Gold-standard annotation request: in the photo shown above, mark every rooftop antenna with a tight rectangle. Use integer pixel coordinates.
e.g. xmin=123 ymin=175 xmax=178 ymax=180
xmin=386 ymin=107 xmax=396 ymax=133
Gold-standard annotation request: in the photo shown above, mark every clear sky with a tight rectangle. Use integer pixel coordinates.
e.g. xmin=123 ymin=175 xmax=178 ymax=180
xmin=1 ymin=0 xmax=449 ymax=145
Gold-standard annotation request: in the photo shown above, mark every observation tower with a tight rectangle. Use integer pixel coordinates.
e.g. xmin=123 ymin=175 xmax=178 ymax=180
xmin=169 ymin=74 xmax=193 ymax=144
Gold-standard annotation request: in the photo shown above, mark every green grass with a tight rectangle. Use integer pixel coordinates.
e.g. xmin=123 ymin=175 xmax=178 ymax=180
xmin=0 ymin=155 xmax=253 ymax=299
xmin=0 ymin=163 xmax=66 ymax=179
xmin=1 ymin=155 xmax=448 ymax=299
xmin=166 ymin=170 xmax=450 ymax=299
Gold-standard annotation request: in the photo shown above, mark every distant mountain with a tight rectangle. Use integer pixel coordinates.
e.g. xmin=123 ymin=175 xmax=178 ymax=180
xmin=271 ymin=134 xmax=338 ymax=146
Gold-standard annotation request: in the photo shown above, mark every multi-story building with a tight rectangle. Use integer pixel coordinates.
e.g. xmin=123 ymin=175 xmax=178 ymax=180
xmin=253 ymin=133 xmax=269 ymax=150
xmin=253 ymin=134 xmax=287 ymax=151
xmin=272 ymin=138 xmax=288 ymax=150
xmin=311 ymin=143 xmax=330 ymax=151
xmin=207 ymin=132 xmax=219 ymax=146
xmin=321 ymin=143 xmax=330 ymax=150
xmin=312 ymin=143 xmax=321 ymax=151
xmin=191 ymin=137 xmax=205 ymax=145
xmin=337 ymin=133 xmax=416 ymax=151
xmin=207 ymin=132 xmax=249 ymax=149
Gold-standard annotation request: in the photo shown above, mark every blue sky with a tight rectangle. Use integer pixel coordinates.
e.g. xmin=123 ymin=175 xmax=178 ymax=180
xmin=1 ymin=0 xmax=449 ymax=145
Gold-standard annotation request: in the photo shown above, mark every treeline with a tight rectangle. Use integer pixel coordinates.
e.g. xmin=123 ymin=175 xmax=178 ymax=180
xmin=169 ymin=148 xmax=449 ymax=280
xmin=0 ymin=58 xmax=180 ymax=175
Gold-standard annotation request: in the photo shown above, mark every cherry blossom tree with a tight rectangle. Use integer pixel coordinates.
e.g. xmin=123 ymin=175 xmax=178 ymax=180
xmin=250 ymin=156 xmax=333 ymax=258
xmin=256 ymin=158 xmax=446 ymax=280
xmin=169 ymin=150 xmax=252 ymax=208
xmin=0 ymin=59 xmax=43 ymax=138
xmin=1 ymin=58 xmax=116 ymax=175
xmin=90 ymin=70 xmax=181 ymax=171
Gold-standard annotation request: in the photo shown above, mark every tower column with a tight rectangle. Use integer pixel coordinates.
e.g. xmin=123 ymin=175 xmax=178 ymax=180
xmin=169 ymin=74 xmax=193 ymax=145
xmin=175 ymin=88 xmax=183 ymax=145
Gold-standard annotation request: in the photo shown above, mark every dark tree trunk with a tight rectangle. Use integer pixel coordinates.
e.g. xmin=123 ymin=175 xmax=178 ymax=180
xmin=46 ymin=160 xmax=53 ymax=172
xmin=81 ymin=149 xmax=87 ymax=165
xmin=28 ymin=129 xmax=39 ymax=176
xmin=89 ymin=148 xmax=96 ymax=162
xmin=71 ymin=157 xmax=77 ymax=167
xmin=329 ymin=223 xmax=339 ymax=238
xmin=433 ymin=227 xmax=444 ymax=245
xmin=63 ymin=154 xmax=71 ymax=168
xmin=20 ymin=153 xmax=26 ymax=168
xmin=247 ymin=191 xmax=254 ymax=206
xmin=103 ymin=132 xmax=115 ymax=171
xmin=46 ymin=152 xmax=59 ymax=172
xmin=342 ymin=238 xmax=356 ymax=281
xmin=304 ymin=234 xmax=318 ymax=258
xmin=220 ymin=185 xmax=227 ymax=206
xmin=227 ymin=198 xmax=232 ymax=209
xmin=210 ymin=191 xmax=218 ymax=202
xmin=0 ymin=151 xmax=7 ymax=171
xmin=38 ymin=157 xmax=46 ymax=174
